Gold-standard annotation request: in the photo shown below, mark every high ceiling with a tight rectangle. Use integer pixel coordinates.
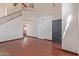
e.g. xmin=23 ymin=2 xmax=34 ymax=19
xmin=13 ymin=3 xmax=34 ymax=9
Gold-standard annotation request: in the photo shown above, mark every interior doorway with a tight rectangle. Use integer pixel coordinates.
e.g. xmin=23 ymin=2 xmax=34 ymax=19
xmin=23 ymin=21 xmax=27 ymax=37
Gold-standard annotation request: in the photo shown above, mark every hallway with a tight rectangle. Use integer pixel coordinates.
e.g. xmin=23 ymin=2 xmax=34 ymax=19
xmin=0 ymin=37 xmax=77 ymax=56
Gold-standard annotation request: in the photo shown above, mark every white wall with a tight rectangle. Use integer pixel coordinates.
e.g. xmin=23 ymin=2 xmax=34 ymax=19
xmin=22 ymin=3 xmax=62 ymax=40
xmin=36 ymin=3 xmax=62 ymax=40
xmin=6 ymin=3 xmax=22 ymax=15
xmin=0 ymin=3 xmax=22 ymax=17
xmin=22 ymin=10 xmax=38 ymax=37
xmin=62 ymin=3 xmax=78 ymax=53
xmin=22 ymin=11 xmax=37 ymax=21
xmin=35 ymin=3 xmax=62 ymax=20
xmin=78 ymin=5 xmax=79 ymax=54
xmin=0 ymin=3 xmax=23 ymax=42
xmin=0 ymin=4 xmax=6 ymax=17
xmin=0 ymin=16 xmax=23 ymax=42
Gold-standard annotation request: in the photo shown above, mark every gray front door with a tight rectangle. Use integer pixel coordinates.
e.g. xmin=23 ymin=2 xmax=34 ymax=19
xmin=52 ymin=20 xmax=62 ymax=43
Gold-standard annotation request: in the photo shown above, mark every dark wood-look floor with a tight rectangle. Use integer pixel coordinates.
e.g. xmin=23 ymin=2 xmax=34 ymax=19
xmin=0 ymin=37 xmax=77 ymax=56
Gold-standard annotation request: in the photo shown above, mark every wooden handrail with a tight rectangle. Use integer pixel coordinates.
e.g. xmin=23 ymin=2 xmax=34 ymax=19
xmin=0 ymin=10 xmax=22 ymax=25
xmin=0 ymin=10 xmax=22 ymax=19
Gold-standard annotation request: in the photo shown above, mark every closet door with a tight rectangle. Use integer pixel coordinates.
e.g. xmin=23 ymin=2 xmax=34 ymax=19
xmin=37 ymin=20 xmax=46 ymax=39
